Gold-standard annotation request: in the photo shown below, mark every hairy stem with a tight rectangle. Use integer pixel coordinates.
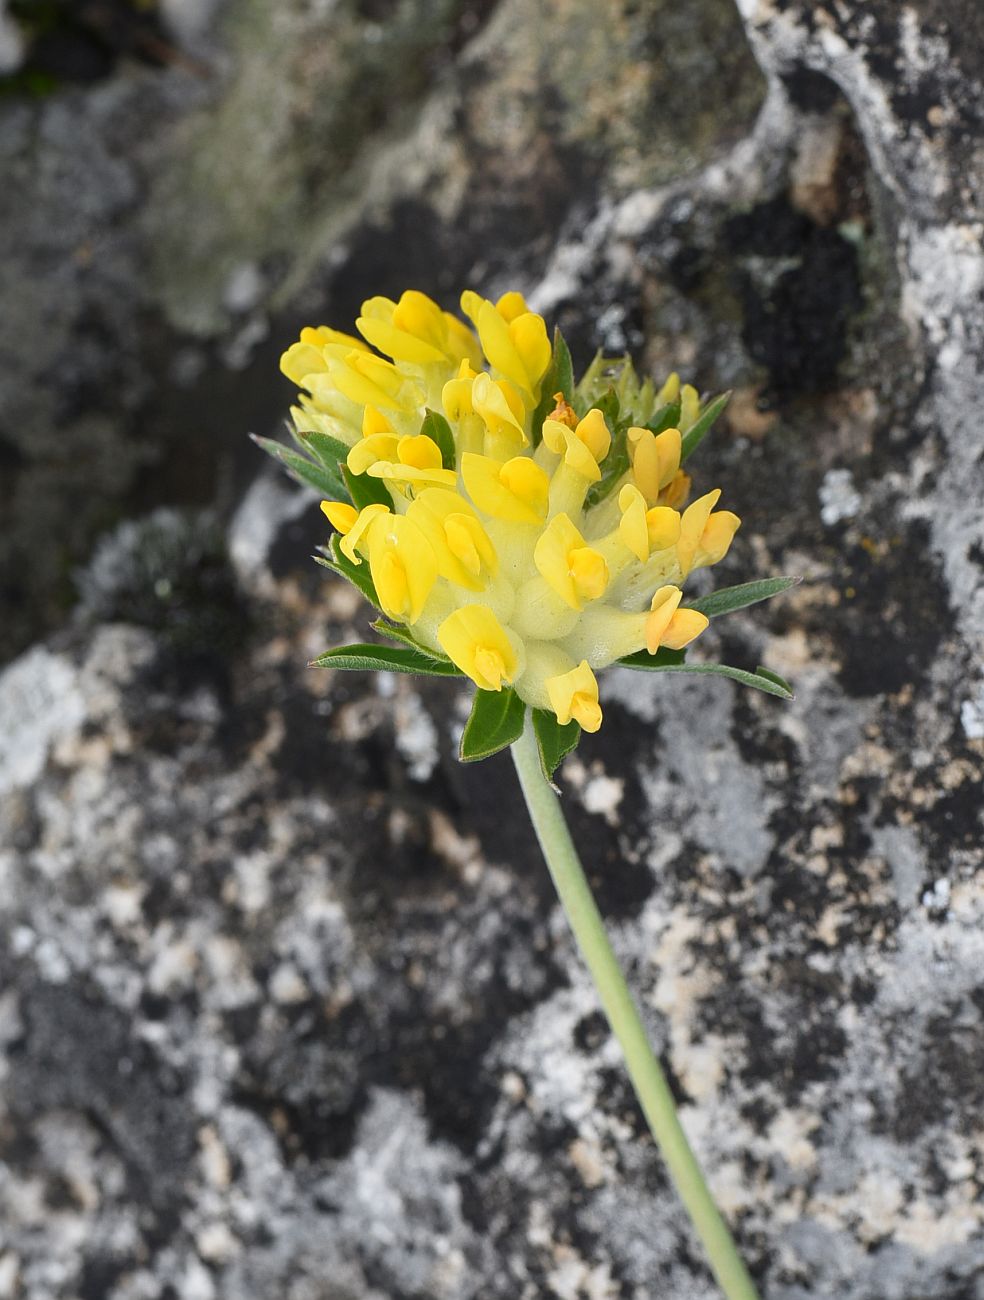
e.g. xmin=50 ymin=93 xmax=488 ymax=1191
xmin=511 ymin=721 xmax=760 ymax=1300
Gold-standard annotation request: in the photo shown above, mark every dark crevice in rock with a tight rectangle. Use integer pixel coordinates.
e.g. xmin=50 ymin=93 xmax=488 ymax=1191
xmin=725 ymin=196 xmax=863 ymax=401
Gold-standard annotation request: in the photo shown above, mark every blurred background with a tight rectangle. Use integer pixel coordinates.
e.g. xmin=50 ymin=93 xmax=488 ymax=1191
xmin=1 ymin=1 xmax=983 ymax=1297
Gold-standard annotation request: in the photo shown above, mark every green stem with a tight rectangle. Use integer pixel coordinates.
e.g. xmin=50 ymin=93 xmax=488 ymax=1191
xmin=511 ymin=722 xmax=760 ymax=1300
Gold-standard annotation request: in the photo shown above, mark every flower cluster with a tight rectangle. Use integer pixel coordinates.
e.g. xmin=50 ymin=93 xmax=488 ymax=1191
xmin=266 ymin=288 xmax=789 ymax=765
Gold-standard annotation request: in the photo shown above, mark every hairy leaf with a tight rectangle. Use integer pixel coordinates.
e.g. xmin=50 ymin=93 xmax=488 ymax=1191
xmin=460 ymin=688 xmax=526 ymax=761
xmin=532 ymin=709 xmax=581 ymax=780
xmin=686 ymin=576 xmax=800 ymax=619
xmin=310 ymin=643 xmax=462 ymax=676
xmin=617 ymin=654 xmax=793 ymax=699
xmin=343 ymin=464 xmax=392 ymax=511
xmin=251 ymin=434 xmax=347 ymax=499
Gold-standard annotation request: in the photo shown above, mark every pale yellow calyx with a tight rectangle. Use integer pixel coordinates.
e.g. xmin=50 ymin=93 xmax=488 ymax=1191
xmin=546 ymin=659 xmax=603 ymax=733
xmin=461 ymin=453 xmax=549 ymax=524
xmin=628 ymin=426 xmax=682 ymax=503
xmin=437 ymin=604 xmax=520 ymax=691
xmin=535 ymin=513 xmax=609 ymax=609
xmin=407 ymin=488 xmax=497 ymax=591
xmin=321 ymin=500 xmax=358 ymax=534
xmin=338 ymin=503 xmax=390 ymax=565
xmin=366 ymin=513 xmax=437 ymax=623
xmin=646 ymin=585 xmax=708 ymax=653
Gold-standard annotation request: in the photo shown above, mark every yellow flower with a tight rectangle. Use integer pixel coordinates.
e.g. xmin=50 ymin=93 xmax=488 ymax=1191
xmin=461 ymin=453 xmax=550 ymax=524
xmin=330 ymin=350 xmax=423 ymax=417
xmin=628 ymin=426 xmax=682 ymax=503
xmin=367 ymin=513 xmax=437 ymax=624
xmin=438 ymin=604 xmax=521 ymax=690
xmin=646 ymin=586 xmax=709 ymax=653
xmin=535 ymin=514 xmax=609 ymax=610
xmin=677 ymin=490 xmax=741 ymax=577
xmin=321 ymin=500 xmax=358 ymax=534
xmin=276 ymin=286 xmax=749 ymax=739
xmin=407 ymin=489 xmax=498 ymax=591
xmin=460 ymin=291 xmax=550 ymax=406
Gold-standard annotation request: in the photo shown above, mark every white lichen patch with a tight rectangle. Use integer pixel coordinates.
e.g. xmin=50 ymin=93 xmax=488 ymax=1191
xmin=819 ymin=468 xmax=861 ymax=526
xmin=580 ymin=772 xmax=624 ymax=825
xmin=394 ymin=689 xmax=440 ymax=782
xmin=0 ymin=649 xmax=85 ymax=796
xmin=959 ymin=675 xmax=984 ymax=739
xmin=547 ymin=1245 xmax=619 ymax=1300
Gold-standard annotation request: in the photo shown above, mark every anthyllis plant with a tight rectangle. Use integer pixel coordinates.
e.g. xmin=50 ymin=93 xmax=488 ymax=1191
xmin=258 ymin=288 xmax=796 ymax=1300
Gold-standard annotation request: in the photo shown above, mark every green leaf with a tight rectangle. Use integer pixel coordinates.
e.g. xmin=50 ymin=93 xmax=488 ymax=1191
xmin=343 ymin=464 xmax=392 ymax=511
xmin=617 ymin=654 xmax=793 ymax=699
xmin=372 ymin=619 xmax=454 ymax=663
xmin=594 ymin=385 xmax=621 ymax=430
xmin=459 ymin=688 xmax=526 ymax=762
xmin=532 ymin=328 xmax=575 ymax=443
xmin=298 ymin=429 xmax=350 ymax=473
xmin=419 ymin=408 xmax=456 ymax=470
xmin=619 ymin=646 xmax=686 ymax=669
xmin=646 ymin=400 xmax=682 ymax=435
xmin=327 ymin=534 xmax=383 ymax=611
xmin=750 ymin=665 xmax=794 ymax=694
xmin=686 ymin=576 xmax=801 ymax=619
xmin=310 ymin=643 xmax=463 ymax=676
xmin=532 ymin=709 xmax=581 ymax=779
xmin=552 ymin=329 xmax=574 ymax=403
xmin=680 ymin=392 xmax=730 ymax=462
xmin=252 ymin=434 xmax=347 ymax=499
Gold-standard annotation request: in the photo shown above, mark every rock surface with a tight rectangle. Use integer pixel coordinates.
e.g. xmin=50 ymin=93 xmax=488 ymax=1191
xmin=2 ymin=2 xmax=984 ymax=1298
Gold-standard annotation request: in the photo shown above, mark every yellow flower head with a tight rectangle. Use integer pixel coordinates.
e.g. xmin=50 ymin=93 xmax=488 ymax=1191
xmin=271 ymin=286 xmax=778 ymax=760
